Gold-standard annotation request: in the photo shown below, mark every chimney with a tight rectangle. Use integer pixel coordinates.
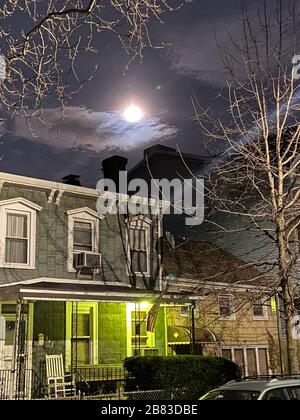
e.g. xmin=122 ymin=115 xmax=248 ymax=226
xmin=62 ymin=174 xmax=81 ymax=186
xmin=101 ymin=155 xmax=128 ymax=192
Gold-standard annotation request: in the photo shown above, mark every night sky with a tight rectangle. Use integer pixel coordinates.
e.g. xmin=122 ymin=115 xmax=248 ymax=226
xmin=0 ymin=0 xmax=263 ymax=186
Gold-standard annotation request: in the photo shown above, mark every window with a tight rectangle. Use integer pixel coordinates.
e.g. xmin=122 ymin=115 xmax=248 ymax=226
xmin=131 ymin=310 xmax=148 ymax=347
xmin=218 ymin=295 xmax=234 ymax=319
xmin=73 ymin=221 xmax=93 ymax=251
xmin=127 ymin=216 xmax=152 ymax=276
xmin=222 ymin=346 xmax=269 ymax=376
xmin=5 ymin=214 xmax=28 ymax=264
xmin=129 ymin=228 xmax=148 ymax=273
xmin=285 ymin=387 xmax=300 ymax=400
xmin=263 ymin=389 xmax=287 ymax=400
xmin=66 ymin=302 xmax=98 ymax=366
xmin=0 ymin=198 xmax=42 ymax=269
xmin=253 ymin=298 xmax=268 ymax=320
xmin=67 ymin=208 xmax=102 ymax=272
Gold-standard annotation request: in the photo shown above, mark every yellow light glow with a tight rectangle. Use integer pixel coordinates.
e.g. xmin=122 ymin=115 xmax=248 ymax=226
xmin=123 ymin=105 xmax=143 ymax=123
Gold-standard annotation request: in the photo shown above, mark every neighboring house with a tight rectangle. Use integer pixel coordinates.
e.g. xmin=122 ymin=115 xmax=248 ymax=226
xmin=0 ymin=169 xmax=172 ymax=398
xmin=128 ymin=144 xmax=299 ymax=372
xmin=163 ymin=239 xmax=281 ymax=376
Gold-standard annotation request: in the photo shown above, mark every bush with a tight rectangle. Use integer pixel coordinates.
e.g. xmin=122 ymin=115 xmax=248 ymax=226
xmin=124 ymin=355 xmax=241 ymax=400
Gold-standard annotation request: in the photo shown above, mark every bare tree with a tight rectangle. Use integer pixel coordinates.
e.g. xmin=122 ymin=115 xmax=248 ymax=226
xmin=195 ymin=0 xmax=300 ymax=373
xmin=0 ymin=0 xmax=188 ymax=115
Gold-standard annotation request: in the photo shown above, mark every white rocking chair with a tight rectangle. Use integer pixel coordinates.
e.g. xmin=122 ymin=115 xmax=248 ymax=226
xmin=45 ymin=354 xmax=76 ymax=398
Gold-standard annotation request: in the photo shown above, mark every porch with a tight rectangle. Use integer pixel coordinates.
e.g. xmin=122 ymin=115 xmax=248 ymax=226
xmin=0 ymin=278 xmax=188 ymax=399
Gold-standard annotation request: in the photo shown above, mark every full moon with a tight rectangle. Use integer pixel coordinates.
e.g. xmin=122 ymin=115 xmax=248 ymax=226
xmin=123 ymin=105 xmax=143 ymax=123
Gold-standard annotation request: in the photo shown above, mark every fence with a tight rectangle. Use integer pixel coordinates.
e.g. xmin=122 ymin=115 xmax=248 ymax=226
xmin=0 ymin=369 xmax=44 ymax=400
xmin=0 ymin=370 xmax=12 ymax=400
xmin=43 ymin=389 xmax=173 ymax=400
xmin=75 ymin=366 xmax=128 ymax=395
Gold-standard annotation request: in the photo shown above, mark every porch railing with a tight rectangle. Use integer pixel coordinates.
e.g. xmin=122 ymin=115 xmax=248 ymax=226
xmin=74 ymin=366 xmax=128 ymax=396
xmin=0 ymin=369 xmax=12 ymax=400
xmin=0 ymin=369 xmax=45 ymax=400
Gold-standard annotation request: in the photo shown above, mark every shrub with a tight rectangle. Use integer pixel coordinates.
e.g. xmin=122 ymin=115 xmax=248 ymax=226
xmin=124 ymin=355 xmax=241 ymax=400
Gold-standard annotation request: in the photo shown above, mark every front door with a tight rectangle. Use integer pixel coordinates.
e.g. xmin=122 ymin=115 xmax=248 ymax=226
xmin=3 ymin=316 xmax=16 ymax=370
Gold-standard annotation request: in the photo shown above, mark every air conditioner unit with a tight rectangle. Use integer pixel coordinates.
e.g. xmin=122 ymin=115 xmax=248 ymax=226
xmin=74 ymin=252 xmax=102 ymax=269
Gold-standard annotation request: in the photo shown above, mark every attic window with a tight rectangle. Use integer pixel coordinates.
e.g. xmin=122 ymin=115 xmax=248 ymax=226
xmin=218 ymin=295 xmax=235 ymax=319
xmin=126 ymin=216 xmax=152 ymax=277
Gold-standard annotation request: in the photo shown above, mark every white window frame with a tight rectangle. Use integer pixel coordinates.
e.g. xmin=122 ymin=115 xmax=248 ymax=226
xmin=65 ymin=302 xmax=98 ymax=367
xmin=221 ymin=345 xmax=271 ymax=376
xmin=252 ymin=298 xmax=268 ymax=320
xmin=67 ymin=207 xmax=103 ymax=273
xmin=218 ymin=294 xmax=235 ymax=320
xmin=0 ymin=198 xmax=42 ymax=269
xmin=126 ymin=215 xmax=152 ymax=277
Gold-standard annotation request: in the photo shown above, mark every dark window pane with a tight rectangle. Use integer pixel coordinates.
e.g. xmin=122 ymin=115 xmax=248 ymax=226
xmin=285 ymin=387 xmax=300 ymax=400
xmin=5 ymin=321 xmax=15 ymax=345
xmin=1 ymin=304 xmax=16 ymax=314
xmin=73 ymin=313 xmax=90 ymax=337
xmin=247 ymin=349 xmax=257 ymax=376
xmin=222 ymin=349 xmax=232 ymax=360
xmin=263 ymin=389 xmax=287 ymax=400
xmin=131 ymin=250 xmax=147 ymax=273
xmin=129 ymin=229 xmax=146 ymax=250
xmin=258 ymin=348 xmax=268 ymax=375
xmin=234 ymin=349 xmax=245 ymax=376
xmin=74 ymin=222 xmax=92 ymax=251
xmin=253 ymin=302 xmax=264 ymax=318
xmin=219 ymin=295 xmax=233 ymax=317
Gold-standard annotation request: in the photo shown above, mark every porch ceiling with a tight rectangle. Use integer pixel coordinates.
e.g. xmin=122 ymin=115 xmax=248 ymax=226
xmin=0 ymin=279 xmax=184 ymax=302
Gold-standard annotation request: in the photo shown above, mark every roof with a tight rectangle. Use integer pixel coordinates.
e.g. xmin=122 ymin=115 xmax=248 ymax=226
xmin=163 ymin=239 xmax=275 ymax=292
xmin=129 ymin=144 xmax=211 ymax=179
xmin=0 ymin=278 xmax=161 ymax=302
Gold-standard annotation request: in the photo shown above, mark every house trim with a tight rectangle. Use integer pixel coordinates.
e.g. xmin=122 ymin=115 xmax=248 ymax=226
xmin=0 ymin=198 xmax=43 ymax=269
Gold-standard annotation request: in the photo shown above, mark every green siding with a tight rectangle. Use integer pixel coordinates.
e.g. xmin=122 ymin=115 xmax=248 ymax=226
xmin=0 ymin=185 xmax=159 ymax=287
xmin=155 ymin=308 xmax=167 ymax=356
xmin=98 ymin=303 xmax=127 ymax=364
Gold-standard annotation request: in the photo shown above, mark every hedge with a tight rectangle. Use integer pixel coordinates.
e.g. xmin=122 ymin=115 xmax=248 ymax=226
xmin=124 ymin=355 xmax=241 ymax=400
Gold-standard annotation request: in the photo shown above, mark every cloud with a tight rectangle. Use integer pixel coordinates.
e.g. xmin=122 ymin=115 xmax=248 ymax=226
xmin=13 ymin=106 xmax=179 ymax=152
xmin=163 ymin=0 xmax=299 ymax=86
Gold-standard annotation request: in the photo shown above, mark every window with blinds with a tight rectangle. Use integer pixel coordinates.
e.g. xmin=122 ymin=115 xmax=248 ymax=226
xmin=5 ymin=213 xmax=29 ymax=264
xmin=73 ymin=221 xmax=93 ymax=251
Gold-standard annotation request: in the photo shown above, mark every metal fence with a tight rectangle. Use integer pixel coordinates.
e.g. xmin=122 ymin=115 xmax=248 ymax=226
xmin=43 ymin=389 xmax=173 ymax=400
xmin=75 ymin=366 xmax=128 ymax=395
